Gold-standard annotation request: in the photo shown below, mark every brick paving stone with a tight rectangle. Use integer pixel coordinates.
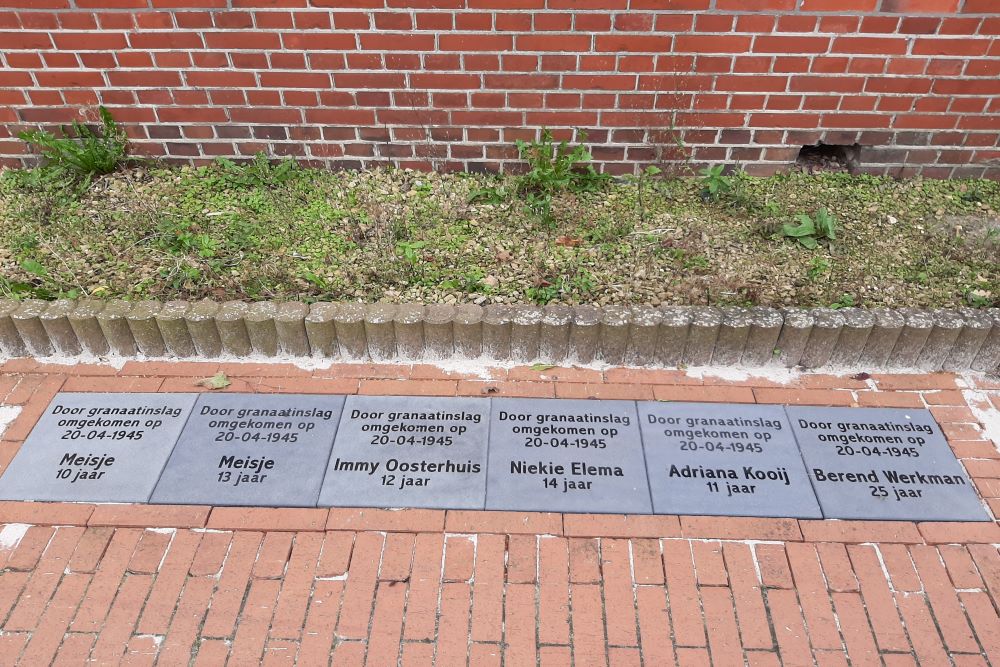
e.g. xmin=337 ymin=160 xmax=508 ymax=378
xmin=18 ymin=572 xmax=89 ymax=666
xmin=909 ymin=544 xmax=979 ymax=653
xmin=754 ymin=543 xmax=794 ymax=589
xmin=68 ymin=526 xmax=114 ymax=574
xmin=506 ymin=533 xmax=538 ymax=583
xmin=71 ymin=528 xmax=142 ymax=634
xmin=316 ymin=531 xmax=354 ymax=577
xmin=297 ymin=579 xmax=344 ymax=664
xmin=269 ymin=532 xmax=323 ymax=641
xmin=785 ymin=542 xmax=843 ymax=650
xmin=0 ymin=571 xmax=30 ymax=627
xmin=676 ymin=646 xmax=712 ymax=666
xmin=960 ymin=590 xmax=1000 ymax=666
xmin=5 ymin=525 xmax=54 ymax=571
xmin=722 ymin=542 xmax=773 ymax=651
xmin=401 ymin=533 xmax=444 ymax=642
xmin=601 ymin=538 xmax=639 ymax=647
xmin=701 ymin=586 xmax=744 ymax=667
xmin=766 ymin=588 xmax=814 ymax=667
xmin=89 ymin=573 xmax=153 ymax=664
xmin=469 ymin=533 xmax=504 ymax=643
xmin=253 ymin=532 xmax=294 ymax=579
xmin=188 ymin=530 xmax=231 ymax=577
xmin=156 ymin=576 xmax=215 ymax=665
xmin=192 ymin=639 xmax=230 ymax=667
xmin=568 ymin=537 xmax=601 ymax=584
xmin=815 ymin=542 xmax=859 ymax=592
xmin=330 ymin=640 xmax=366 ymax=667
xmin=469 ymin=642 xmax=502 ymax=666
xmin=365 ymin=582 xmax=407 ymax=667
xmin=635 ymin=584 xmax=677 ymax=666
xmin=135 ymin=529 xmax=202 ymax=635
xmin=128 ymin=529 xmax=171 ymax=575
xmin=570 ymin=583 xmax=607 ymax=667
xmin=6 ymin=526 xmax=83 ymax=631
xmin=663 ymin=540 xmax=706 ymax=648
xmin=376 ymin=532 xmax=415 ymax=582
xmin=436 ymin=581 xmax=471 ymax=666
xmin=878 ymin=543 xmax=922 ymax=592
xmin=52 ymin=632 xmax=96 ymax=666
xmin=895 ymin=592 xmax=951 ymax=665
xmin=692 ymin=540 xmax=728 ymax=587
xmin=538 ymin=536 xmax=571 ymax=645
xmin=847 ymin=544 xmax=911 ymax=653
xmin=229 ymin=578 xmax=281 ymax=664
xmin=335 ymin=531 xmax=384 ymax=640
xmin=201 ymin=530 xmax=264 ymax=638
xmin=0 ymin=633 xmax=29 ymax=667
xmin=609 ymin=646 xmax=642 ymax=667
xmin=443 ymin=534 xmax=475 ymax=582
xmin=830 ymin=592 xmax=878 ymax=666
xmin=630 ymin=538 xmax=663 ymax=585
xmin=941 ymin=544 xmax=985 ymax=590
xmin=400 ymin=642 xmax=435 ymax=666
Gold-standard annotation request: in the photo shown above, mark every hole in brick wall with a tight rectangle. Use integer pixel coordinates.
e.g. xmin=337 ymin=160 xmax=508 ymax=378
xmin=796 ymin=142 xmax=861 ymax=174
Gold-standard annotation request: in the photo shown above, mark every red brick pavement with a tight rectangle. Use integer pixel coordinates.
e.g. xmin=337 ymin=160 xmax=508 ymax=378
xmin=0 ymin=359 xmax=999 ymax=665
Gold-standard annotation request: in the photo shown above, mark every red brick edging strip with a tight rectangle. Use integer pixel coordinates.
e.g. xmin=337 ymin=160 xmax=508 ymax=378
xmin=2 ymin=502 xmax=999 ymax=546
xmin=1 ymin=299 xmax=999 ymax=373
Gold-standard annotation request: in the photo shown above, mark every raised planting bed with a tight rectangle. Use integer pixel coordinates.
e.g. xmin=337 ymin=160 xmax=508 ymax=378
xmin=1 ymin=165 xmax=997 ymax=310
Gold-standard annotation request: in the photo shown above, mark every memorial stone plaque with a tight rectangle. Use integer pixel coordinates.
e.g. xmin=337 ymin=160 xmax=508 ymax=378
xmin=486 ymin=398 xmax=651 ymax=513
xmin=0 ymin=392 xmax=196 ymax=503
xmin=788 ymin=406 xmax=988 ymax=521
xmin=638 ymin=402 xmax=822 ymax=518
xmin=150 ymin=394 xmax=344 ymax=507
xmin=318 ymin=395 xmax=489 ymax=509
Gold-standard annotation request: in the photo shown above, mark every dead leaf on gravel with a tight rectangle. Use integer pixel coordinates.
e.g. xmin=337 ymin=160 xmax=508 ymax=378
xmin=555 ymin=235 xmax=582 ymax=247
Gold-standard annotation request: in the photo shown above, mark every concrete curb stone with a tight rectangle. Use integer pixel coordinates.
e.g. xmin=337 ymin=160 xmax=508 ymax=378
xmin=40 ymin=299 xmax=82 ymax=356
xmin=0 ymin=300 xmax=995 ymax=374
xmin=67 ymin=299 xmax=110 ymax=356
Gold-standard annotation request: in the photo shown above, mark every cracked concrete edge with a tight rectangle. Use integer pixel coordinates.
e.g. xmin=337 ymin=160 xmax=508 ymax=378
xmin=0 ymin=299 xmax=997 ymax=374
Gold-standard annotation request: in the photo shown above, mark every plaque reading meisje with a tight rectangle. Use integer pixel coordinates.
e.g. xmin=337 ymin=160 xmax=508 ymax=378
xmin=486 ymin=398 xmax=651 ymax=513
xmin=0 ymin=392 xmax=196 ymax=503
xmin=788 ymin=406 xmax=988 ymax=521
xmin=318 ymin=396 xmax=489 ymax=509
xmin=638 ymin=402 xmax=821 ymax=518
xmin=150 ymin=394 xmax=344 ymax=507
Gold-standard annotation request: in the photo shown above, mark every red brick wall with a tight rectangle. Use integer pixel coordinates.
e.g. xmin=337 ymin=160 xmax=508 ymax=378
xmin=1 ymin=0 xmax=998 ymax=177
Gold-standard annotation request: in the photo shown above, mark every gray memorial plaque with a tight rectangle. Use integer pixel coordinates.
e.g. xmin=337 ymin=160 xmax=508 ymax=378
xmin=486 ymin=398 xmax=651 ymax=513
xmin=318 ymin=396 xmax=489 ymax=509
xmin=788 ymin=406 xmax=988 ymax=521
xmin=638 ymin=402 xmax=822 ymax=518
xmin=0 ymin=392 xmax=196 ymax=503
xmin=151 ymin=393 xmax=344 ymax=507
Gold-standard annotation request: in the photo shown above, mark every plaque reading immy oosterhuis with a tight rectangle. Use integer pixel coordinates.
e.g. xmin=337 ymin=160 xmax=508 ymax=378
xmin=0 ymin=392 xmax=196 ymax=503
xmin=788 ymin=406 xmax=987 ymax=521
xmin=318 ymin=396 xmax=489 ymax=509
xmin=486 ymin=398 xmax=651 ymax=513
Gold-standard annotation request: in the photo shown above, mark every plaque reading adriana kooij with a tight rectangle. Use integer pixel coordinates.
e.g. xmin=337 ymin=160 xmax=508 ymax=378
xmin=638 ymin=402 xmax=821 ymax=518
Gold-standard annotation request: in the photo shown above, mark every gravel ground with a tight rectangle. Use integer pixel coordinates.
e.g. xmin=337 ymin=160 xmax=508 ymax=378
xmin=0 ymin=164 xmax=997 ymax=309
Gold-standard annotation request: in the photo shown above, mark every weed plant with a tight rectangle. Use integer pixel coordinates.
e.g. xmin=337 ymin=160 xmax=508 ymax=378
xmin=18 ymin=107 xmax=127 ymax=189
